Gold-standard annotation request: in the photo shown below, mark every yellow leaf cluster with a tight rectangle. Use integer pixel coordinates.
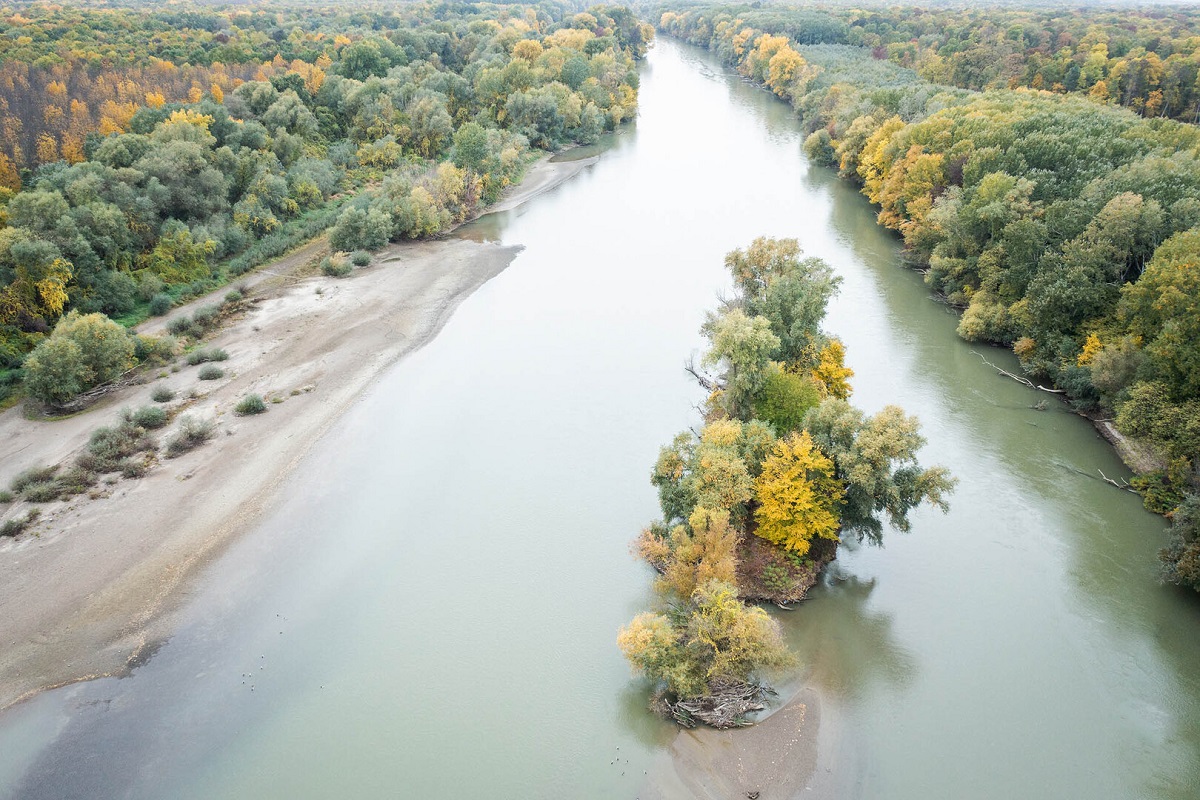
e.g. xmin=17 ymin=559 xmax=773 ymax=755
xmin=1078 ymin=333 xmax=1103 ymax=366
xmin=811 ymin=339 xmax=854 ymax=400
xmin=753 ymin=431 xmax=843 ymax=555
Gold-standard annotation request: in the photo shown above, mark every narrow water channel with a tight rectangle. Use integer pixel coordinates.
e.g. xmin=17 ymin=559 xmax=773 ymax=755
xmin=1 ymin=38 xmax=1198 ymax=800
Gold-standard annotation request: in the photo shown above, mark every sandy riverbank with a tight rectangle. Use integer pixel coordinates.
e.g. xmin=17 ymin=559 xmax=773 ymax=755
xmin=0 ymin=154 xmax=593 ymax=711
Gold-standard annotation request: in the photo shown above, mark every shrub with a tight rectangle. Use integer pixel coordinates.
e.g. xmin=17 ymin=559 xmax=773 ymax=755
xmin=165 ymin=415 xmax=215 ymax=457
xmin=148 ymin=293 xmax=174 ymax=316
xmin=224 ymin=290 xmax=244 ymax=304
xmin=135 ymin=334 xmax=178 ymax=364
xmin=198 ymin=365 xmax=225 ymax=380
xmin=350 ymin=250 xmax=371 ymax=267
xmin=321 ymin=253 xmax=352 ymax=277
xmin=54 ymin=467 xmax=97 ymax=497
xmin=166 ymin=316 xmax=194 ymax=337
xmin=127 ymin=405 xmax=169 ymax=429
xmin=10 ymin=465 xmax=59 ymax=494
xmin=186 ymin=347 xmax=229 ymax=365
xmin=120 ymin=458 xmax=149 ymax=478
xmin=151 ymin=385 xmax=176 ymax=403
xmin=1 ymin=509 xmax=39 ymax=538
xmin=191 ymin=304 xmax=221 ymax=330
xmin=78 ymin=420 xmax=157 ymax=473
xmin=22 ymin=480 xmax=63 ymax=503
xmin=0 ymin=490 xmax=13 ymax=503
xmin=235 ymin=394 xmax=267 ymax=415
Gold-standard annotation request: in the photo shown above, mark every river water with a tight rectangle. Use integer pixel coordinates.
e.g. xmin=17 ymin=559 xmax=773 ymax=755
xmin=2 ymin=38 xmax=1199 ymax=800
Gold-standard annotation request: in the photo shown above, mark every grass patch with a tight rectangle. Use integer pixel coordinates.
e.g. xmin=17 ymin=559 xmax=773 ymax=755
xmin=198 ymin=365 xmax=225 ymax=381
xmin=165 ymin=415 xmax=215 ymax=457
xmin=127 ymin=405 xmax=169 ymax=429
xmin=321 ymin=253 xmax=352 ymax=278
xmin=22 ymin=480 xmax=63 ymax=503
xmin=77 ymin=420 xmax=157 ymax=475
xmin=235 ymin=394 xmax=267 ymax=415
xmin=186 ymin=347 xmax=229 ymax=366
xmin=1 ymin=509 xmax=40 ymax=538
xmin=10 ymin=465 xmax=59 ymax=494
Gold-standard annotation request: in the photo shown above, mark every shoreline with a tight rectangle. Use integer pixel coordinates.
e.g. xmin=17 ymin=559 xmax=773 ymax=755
xmin=0 ymin=153 xmax=594 ymax=712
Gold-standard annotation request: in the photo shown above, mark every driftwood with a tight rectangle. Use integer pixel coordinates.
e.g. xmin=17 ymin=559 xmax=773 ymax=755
xmin=1097 ymin=469 xmax=1139 ymax=494
xmin=974 ymin=352 xmax=1066 ymax=394
xmin=668 ymin=680 xmax=774 ymax=730
xmin=1057 ymin=462 xmax=1140 ymax=495
xmin=46 ymin=366 xmax=142 ymax=414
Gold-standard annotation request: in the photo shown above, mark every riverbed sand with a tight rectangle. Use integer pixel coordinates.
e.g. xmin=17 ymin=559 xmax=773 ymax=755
xmin=645 ymin=687 xmax=833 ymax=800
xmin=0 ymin=155 xmax=592 ymax=711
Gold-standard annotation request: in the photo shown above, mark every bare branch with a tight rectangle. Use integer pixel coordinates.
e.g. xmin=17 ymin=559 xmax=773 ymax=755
xmin=684 ymin=354 xmax=716 ymax=391
xmin=974 ymin=351 xmax=1066 ymax=394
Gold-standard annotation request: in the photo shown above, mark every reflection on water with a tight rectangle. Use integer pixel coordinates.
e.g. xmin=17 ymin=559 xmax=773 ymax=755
xmin=1 ymin=38 xmax=1199 ymax=800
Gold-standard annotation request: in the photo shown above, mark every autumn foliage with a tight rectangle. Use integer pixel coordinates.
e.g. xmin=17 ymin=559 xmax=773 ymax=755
xmin=623 ymin=239 xmax=953 ymax=721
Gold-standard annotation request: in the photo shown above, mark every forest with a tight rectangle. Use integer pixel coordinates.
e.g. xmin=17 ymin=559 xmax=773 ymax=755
xmin=0 ymin=1 xmax=650 ymax=404
xmin=656 ymin=3 xmax=1200 ymax=591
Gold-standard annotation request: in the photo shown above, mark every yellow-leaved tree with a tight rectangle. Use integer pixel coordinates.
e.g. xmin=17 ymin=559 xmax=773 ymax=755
xmin=811 ymin=339 xmax=854 ymax=399
xmin=753 ymin=431 xmax=842 ymax=555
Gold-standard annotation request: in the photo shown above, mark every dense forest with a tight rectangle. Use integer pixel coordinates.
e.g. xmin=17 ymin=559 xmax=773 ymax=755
xmin=0 ymin=1 xmax=651 ymax=406
xmin=657 ymin=3 xmax=1200 ymax=589
xmin=619 ymin=238 xmax=952 ymax=727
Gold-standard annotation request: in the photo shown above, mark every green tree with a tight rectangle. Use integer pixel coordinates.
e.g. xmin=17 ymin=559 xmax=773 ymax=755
xmin=24 ymin=311 xmax=136 ymax=406
xmin=451 ymin=121 xmax=489 ymax=174
xmin=1119 ymin=229 xmax=1200 ymax=398
xmin=703 ymin=308 xmax=779 ymax=419
xmin=1160 ymin=493 xmax=1200 ymax=591
xmin=803 ymin=399 xmax=955 ymax=542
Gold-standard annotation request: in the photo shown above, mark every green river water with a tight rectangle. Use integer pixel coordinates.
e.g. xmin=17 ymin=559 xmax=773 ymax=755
xmin=1 ymin=38 xmax=1198 ymax=800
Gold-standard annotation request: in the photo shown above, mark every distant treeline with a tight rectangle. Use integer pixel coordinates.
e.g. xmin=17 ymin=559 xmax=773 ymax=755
xmin=0 ymin=2 xmax=650 ymax=403
xmin=657 ymin=4 xmax=1200 ymax=590
xmin=656 ymin=4 xmax=1200 ymax=121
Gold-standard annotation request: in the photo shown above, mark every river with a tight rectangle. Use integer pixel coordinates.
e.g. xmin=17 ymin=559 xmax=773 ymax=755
xmin=1 ymin=37 xmax=1199 ymax=800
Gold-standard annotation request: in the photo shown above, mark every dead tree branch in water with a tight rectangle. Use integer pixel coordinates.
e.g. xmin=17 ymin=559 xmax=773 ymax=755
xmin=1097 ymin=469 xmax=1139 ymax=494
xmin=974 ymin=352 xmax=1066 ymax=394
xmin=684 ymin=355 xmax=716 ymax=391
xmin=1057 ymin=462 xmax=1139 ymax=495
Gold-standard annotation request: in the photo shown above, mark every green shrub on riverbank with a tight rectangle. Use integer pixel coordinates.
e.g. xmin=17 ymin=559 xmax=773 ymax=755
xmin=165 ymin=415 xmax=215 ymax=458
xmin=0 ymin=510 xmax=39 ymax=538
xmin=235 ymin=394 xmax=267 ymax=415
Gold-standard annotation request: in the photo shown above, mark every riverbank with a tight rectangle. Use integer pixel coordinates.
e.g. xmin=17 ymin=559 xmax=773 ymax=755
xmin=0 ymin=154 xmax=593 ymax=711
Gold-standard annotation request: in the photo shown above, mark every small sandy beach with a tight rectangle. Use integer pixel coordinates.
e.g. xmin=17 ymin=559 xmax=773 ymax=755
xmin=0 ymin=154 xmax=593 ymax=711
xmin=643 ymin=685 xmax=841 ymax=800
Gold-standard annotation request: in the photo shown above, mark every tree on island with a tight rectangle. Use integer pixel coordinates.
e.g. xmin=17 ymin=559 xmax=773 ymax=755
xmin=622 ymin=237 xmax=954 ymax=728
